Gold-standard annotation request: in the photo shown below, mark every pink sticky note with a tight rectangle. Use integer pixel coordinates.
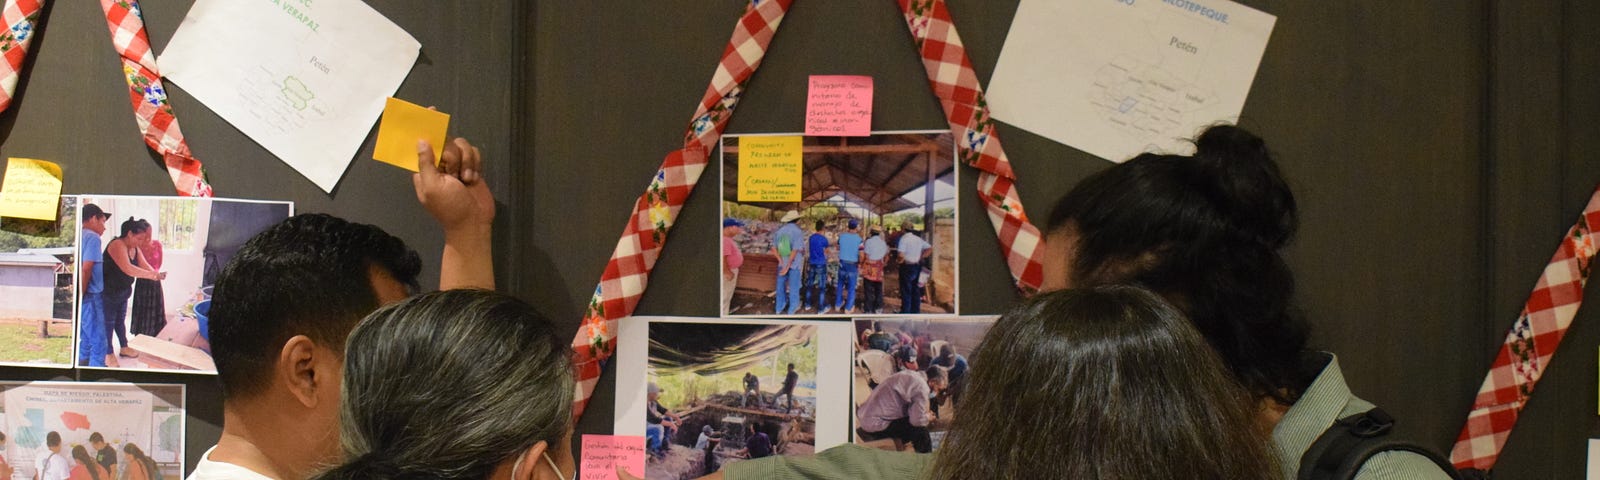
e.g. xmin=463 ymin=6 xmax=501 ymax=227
xmin=580 ymin=435 xmax=646 ymax=480
xmin=805 ymin=75 xmax=873 ymax=136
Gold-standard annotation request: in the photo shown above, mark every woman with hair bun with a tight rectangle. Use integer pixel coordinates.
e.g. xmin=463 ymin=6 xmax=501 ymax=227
xmin=311 ymin=289 xmax=575 ymax=480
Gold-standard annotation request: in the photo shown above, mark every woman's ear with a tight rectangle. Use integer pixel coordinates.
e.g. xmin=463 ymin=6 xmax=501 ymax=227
xmin=516 ymin=441 xmax=549 ymax=480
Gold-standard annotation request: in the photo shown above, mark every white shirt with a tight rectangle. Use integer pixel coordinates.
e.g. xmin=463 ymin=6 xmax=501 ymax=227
xmin=897 ymin=233 xmax=929 ymax=262
xmin=186 ymin=447 xmax=276 ymax=480
xmin=855 ymin=369 xmax=931 ymax=433
xmin=34 ymin=451 xmax=69 ymax=480
xmin=862 ymin=236 xmax=889 ymax=261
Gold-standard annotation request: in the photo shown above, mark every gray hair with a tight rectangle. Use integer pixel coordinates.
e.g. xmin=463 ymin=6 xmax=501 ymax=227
xmin=314 ymin=289 xmax=574 ymax=480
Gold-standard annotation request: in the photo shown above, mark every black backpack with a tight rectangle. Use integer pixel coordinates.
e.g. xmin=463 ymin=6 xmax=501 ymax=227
xmin=1298 ymin=407 xmax=1467 ymax=480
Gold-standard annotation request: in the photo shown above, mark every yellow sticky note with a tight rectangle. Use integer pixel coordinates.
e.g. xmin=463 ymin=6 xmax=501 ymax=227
xmin=737 ymin=136 xmax=803 ymax=202
xmin=373 ymin=97 xmax=449 ymax=172
xmin=0 ymin=158 xmax=64 ymax=221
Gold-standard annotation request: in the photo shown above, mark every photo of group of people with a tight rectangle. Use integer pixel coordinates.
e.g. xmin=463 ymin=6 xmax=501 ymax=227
xmin=0 ymin=197 xmax=79 ymax=368
xmin=74 ymin=196 xmax=292 ymax=373
xmin=614 ymin=317 xmax=853 ymax=480
xmin=0 ymin=381 xmax=186 ymax=480
xmin=852 ymin=317 xmax=993 ymax=453
xmin=719 ymin=131 xmax=958 ymax=317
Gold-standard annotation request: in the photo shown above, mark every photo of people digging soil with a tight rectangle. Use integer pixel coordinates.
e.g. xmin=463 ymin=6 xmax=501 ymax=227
xmin=644 ymin=322 xmax=819 ymax=479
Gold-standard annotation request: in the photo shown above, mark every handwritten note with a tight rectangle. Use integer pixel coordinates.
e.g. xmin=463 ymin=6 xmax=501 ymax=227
xmin=737 ymin=136 xmax=803 ymax=202
xmin=373 ymin=98 xmax=450 ymax=172
xmin=805 ymin=75 xmax=873 ymax=136
xmin=580 ymin=435 xmax=645 ymax=480
xmin=0 ymin=158 xmax=64 ymax=221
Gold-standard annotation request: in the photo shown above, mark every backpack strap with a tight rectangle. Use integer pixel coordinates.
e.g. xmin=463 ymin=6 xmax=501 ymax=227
xmin=1299 ymin=407 xmax=1463 ymax=480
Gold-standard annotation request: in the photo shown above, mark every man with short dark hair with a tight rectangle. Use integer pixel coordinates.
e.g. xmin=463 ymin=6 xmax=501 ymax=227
xmin=775 ymin=363 xmax=800 ymax=413
xmin=741 ymin=371 xmax=761 ymax=408
xmin=189 ymin=139 xmax=496 ymax=480
xmin=34 ymin=431 xmax=67 ymax=480
xmin=77 ymin=204 xmax=112 ymax=367
xmin=89 ymin=432 xmax=116 ymax=480
xmin=805 ymin=221 xmax=832 ymax=313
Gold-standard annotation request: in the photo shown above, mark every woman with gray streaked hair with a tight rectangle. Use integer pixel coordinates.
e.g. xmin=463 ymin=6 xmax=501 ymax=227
xmin=312 ymin=289 xmax=576 ymax=480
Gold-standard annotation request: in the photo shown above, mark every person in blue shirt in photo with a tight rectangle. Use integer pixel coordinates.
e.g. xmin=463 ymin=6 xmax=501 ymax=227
xmin=77 ymin=204 xmax=112 ymax=367
xmin=805 ymin=220 xmax=832 ymax=313
xmin=835 ymin=220 xmax=864 ymax=314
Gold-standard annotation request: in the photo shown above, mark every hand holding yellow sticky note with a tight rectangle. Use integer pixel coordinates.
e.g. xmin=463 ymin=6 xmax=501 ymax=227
xmin=0 ymin=158 xmax=64 ymax=221
xmin=373 ymin=97 xmax=450 ymax=172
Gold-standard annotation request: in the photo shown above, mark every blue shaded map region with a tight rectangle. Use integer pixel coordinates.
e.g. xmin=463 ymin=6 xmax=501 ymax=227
xmin=15 ymin=408 xmax=45 ymax=449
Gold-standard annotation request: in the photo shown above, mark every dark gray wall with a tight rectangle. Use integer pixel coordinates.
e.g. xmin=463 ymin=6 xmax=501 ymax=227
xmin=530 ymin=1 xmax=1599 ymax=478
xmin=0 ymin=0 xmax=520 ymax=473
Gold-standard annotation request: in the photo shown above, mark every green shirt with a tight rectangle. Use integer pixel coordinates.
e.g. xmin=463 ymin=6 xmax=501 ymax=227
xmin=721 ymin=444 xmax=931 ymax=480
xmin=1275 ymin=353 xmax=1453 ymax=480
xmin=724 ymin=353 xmax=1452 ymax=480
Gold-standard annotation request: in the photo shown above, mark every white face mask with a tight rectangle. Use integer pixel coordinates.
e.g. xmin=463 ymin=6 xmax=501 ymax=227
xmin=510 ymin=449 xmax=568 ymax=480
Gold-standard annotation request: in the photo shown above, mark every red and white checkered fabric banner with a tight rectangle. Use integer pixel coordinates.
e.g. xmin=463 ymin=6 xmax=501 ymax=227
xmin=566 ymin=0 xmax=1048 ymax=418
xmin=100 ymin=0 xmax=212 ymax=197
xmin=897 ymin=0 xmax=1044 ymax=293
xmin=0 ymin=0 xmax=44 ymax=113
xmin=567 ymin=0 xmax=793 ymax=418
xmin=1450 ymin=184 xmax=1600 ymax=473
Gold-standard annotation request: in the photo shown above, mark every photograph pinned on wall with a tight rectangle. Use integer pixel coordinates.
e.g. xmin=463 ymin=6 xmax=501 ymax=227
xmin=719 ymin=131 xmax=958 ymax=318
xmin=614 ymin=317 xmax=852 ymax=480
xmin=0 ymin=381 xmax=186 ymax=480
xmin=852 ymin=316 xmax=996 ymax=453
xmin=73 ymin=196 xmax=293 ymax=373
xmin=0 ymin=196 xmax=81 ymax=368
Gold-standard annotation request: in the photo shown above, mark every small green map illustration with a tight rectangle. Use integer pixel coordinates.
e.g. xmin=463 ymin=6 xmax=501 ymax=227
xmin=159 ymin=415 xmax=182 ymax=452
xmin=281 ymin=76 xmax=315 ymax=110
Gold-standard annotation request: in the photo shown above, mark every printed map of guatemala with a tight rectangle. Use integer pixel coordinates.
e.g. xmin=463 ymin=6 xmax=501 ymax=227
xmin=988 ymin=0 xmax=1276 ymax=163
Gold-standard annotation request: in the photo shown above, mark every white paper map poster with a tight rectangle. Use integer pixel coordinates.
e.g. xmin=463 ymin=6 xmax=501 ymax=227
xmin=987 ymin=0 xmax=1275 ymax=163
xmin=159 ymin=0 xmax=421 ymax=192
xmin=1 ymin=382 xmax=186 ymax=479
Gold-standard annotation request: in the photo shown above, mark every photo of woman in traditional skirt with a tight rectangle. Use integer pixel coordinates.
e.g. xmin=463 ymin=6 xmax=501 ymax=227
xmin=131 ymin=239 xmax=167 ymax=338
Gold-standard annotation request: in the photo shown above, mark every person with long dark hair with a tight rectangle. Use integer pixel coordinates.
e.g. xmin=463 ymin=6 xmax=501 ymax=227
xmin=67 ymin=446 xmax=108 ymax=480
xmin=311 ymin=289 xmax=575 ymax=480
xmin=102 ymin=217 xmax=164 ymax=366
xmin=121 ymin=444 xmax=161 ymax=480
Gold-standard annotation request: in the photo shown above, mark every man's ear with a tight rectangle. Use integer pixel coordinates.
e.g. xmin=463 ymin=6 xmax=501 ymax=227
xmin=278 ymin=335 xmax=323 ymax=408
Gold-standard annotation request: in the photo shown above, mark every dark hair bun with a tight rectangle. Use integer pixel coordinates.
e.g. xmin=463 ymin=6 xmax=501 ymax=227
xmin=1191 ymin=124 xmax=1297 ymax=249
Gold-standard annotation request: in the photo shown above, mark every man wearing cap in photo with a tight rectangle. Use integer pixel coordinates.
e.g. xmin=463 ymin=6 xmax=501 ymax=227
xmin=834 ymin=220 xmax=864 ymax=314
xmin=769 ymin=211 xmax=806 ymax=315
xmin=645 ymin=382 xmax=681 ymax=459
xmin=896 ymin=221 xmax=932 ymax=314
xmin=721 ymin=218 xmax=745 ymax=313
xmin=77 ymin=204 xmax=112 ymax=367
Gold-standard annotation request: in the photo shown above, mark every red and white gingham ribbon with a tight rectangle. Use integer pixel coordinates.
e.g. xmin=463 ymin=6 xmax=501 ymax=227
xmin=100 ymin=0 xmax=212 ymax=197
xmin=567 ymin=0 xmax=1046 ymax=418
xmin=1450 ymin=184 xmax=1600 ymax=473
xmin=0 ymin=0 xmax=44 ymax=113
